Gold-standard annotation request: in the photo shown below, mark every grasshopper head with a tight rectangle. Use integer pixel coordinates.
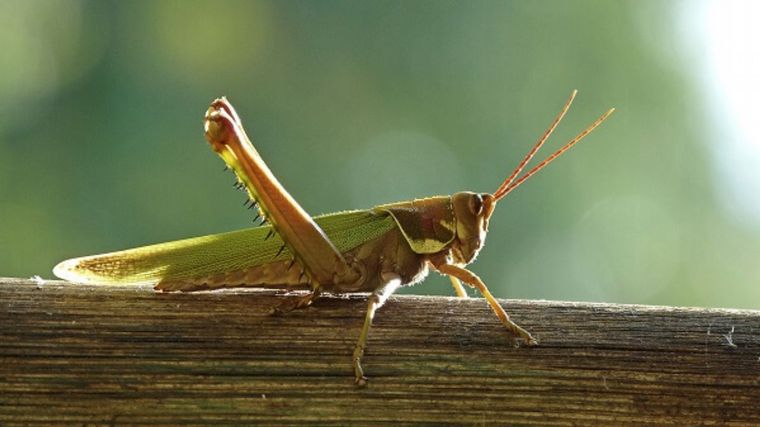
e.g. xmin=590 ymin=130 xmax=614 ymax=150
xmin=450 ymin=191 xmax=495 ymax=264
xmin=451 ymin=91 xmax=614 ymax=264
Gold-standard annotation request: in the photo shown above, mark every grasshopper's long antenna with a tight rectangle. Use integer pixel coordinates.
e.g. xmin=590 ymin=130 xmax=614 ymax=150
xmin=493 ymin=107 xmax=615 ymax=201
xmin=493 ymin=90 xmax=577 ymax=199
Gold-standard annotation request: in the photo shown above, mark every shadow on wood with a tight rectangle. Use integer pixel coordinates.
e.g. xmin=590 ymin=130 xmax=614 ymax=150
xmin=1 ymin=277 xmax=758 ymax=425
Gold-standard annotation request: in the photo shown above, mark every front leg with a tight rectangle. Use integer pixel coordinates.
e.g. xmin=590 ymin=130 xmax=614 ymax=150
xmin=433 ymin=262 xmax=537 ymax=346
xmin=449 ymin=276 xmax=469 ymax=298
xmin=204 ymin=99 xmax=360 ymax=288
xmin=353 ymin=272 xmax=402 ymax=387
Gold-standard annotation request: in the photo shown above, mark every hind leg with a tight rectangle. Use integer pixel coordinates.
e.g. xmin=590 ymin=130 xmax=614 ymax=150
xmin=269 ymin=288 xmax=321 ymax=315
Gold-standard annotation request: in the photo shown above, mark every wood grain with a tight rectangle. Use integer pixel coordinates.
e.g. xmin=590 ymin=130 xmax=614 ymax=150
xmin=1 ymin=277 xmax=758 ymax=425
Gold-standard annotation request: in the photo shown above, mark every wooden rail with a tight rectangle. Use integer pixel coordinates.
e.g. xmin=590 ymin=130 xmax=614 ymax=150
xmin=1 ymin=277 xmax=758 ymax=425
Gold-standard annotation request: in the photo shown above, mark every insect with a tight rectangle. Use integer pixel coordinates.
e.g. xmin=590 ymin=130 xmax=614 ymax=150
xmin=54 ymin=90 xmax=614 ymax=385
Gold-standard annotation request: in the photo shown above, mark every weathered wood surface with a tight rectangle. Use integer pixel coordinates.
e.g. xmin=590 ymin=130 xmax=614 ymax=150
xmin=1 ymin=277 xmax=758 ymax=425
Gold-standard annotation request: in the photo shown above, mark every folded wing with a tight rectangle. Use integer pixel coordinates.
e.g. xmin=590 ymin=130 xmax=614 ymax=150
xmin=53 ymin=210 xmax=395 ymax=288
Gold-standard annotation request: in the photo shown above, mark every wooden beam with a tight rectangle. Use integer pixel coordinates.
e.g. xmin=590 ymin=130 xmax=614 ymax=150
xmin=1 ymin=277 xmax=758 ymax=425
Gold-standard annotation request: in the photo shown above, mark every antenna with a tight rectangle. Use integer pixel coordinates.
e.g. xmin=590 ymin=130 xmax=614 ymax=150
xmin=493 ymin=95 xmax=615 ymax=201
xmin=493 ymin=90 xmax=577 ymax=198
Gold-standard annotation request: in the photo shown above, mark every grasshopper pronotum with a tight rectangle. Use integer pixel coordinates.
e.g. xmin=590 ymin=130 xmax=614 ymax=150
xmin=54 ymin=90 xmax=614 ymax=385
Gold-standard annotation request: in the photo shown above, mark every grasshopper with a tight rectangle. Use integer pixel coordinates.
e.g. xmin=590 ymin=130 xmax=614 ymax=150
xmin=54 ymin=90 xmax=614 ymax=385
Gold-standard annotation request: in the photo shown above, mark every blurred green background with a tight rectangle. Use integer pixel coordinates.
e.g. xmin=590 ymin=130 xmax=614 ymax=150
xmin=1 ymin=0 xmax=758 ymax=309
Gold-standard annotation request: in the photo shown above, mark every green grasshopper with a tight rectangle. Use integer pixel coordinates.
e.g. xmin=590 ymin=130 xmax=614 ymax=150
xmin=54 ymin=90 xmax=614 ymax=385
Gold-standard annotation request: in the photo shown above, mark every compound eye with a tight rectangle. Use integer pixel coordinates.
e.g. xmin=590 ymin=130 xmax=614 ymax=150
xmin=468 ymin=193 xmax=483 ymax=216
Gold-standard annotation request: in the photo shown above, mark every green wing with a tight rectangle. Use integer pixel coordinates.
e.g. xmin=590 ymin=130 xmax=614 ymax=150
xmin=53 ymin=210 xmax=396 ymax=286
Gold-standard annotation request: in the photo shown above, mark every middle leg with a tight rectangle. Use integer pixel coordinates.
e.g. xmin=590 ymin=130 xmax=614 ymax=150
xmin=353 ymin=272 xmax=402 ymax=386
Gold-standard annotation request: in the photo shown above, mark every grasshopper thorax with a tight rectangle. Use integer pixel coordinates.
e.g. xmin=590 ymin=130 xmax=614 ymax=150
xmin=450 ymin=191 xmax=495 ymax=265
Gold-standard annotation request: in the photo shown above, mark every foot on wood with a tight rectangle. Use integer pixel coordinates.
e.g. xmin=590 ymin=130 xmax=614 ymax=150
xmin=268 ymin=291 xmax=319 ymax=316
